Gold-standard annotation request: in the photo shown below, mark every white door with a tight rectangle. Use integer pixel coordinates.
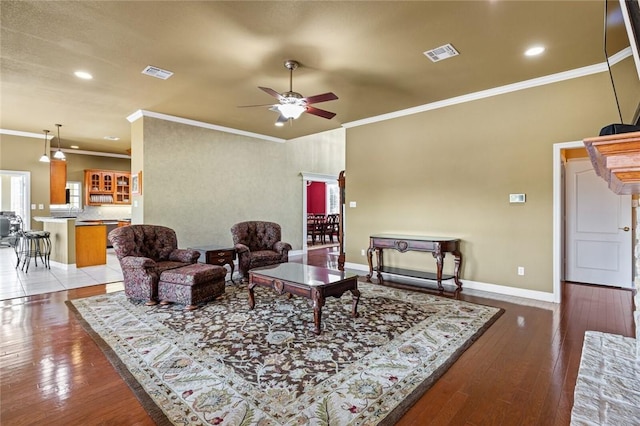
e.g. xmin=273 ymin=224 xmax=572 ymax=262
xmin=565 ymin=158 xmax=633 ymax=287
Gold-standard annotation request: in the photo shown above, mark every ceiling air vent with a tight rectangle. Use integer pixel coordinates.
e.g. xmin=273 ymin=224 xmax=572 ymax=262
xmin=141 ymin=65 xmax=174 ymax=80
xmin=423 ymin=43 xmax=459 ymax=62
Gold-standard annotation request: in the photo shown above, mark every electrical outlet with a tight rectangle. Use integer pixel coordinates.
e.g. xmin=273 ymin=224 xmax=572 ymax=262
xmin=517 ymin=266 xmax=525 ymax=276
xmin=31 ymin=204 xmax=36 ymax=210
xmin=361 ymin=249 xmax=366 ymax=256
xmin=38 ymin=204 xmax=44 ymax=210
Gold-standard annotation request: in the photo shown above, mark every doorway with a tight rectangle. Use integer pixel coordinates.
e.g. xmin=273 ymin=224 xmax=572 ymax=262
xmin=565 ymin=158 xmax=632 ymax=286
xmin=0 ymin=170 xmax=31 ymax=226
xmin=553 ymin=142 xmax=635 ymax=303
xmin=300 ymin=172 xmax=339 ymax=252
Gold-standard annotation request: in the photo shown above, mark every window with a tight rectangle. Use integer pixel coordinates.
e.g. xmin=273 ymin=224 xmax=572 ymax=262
xmin=67 ymin=181 xmax=81 ymax=209
xmin=50 ymin=181 xmax=82 ymax=210
xmin=327 ymin=183 xmax=339 ymax=214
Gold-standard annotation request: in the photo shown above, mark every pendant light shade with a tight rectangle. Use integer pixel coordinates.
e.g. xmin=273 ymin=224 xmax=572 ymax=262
xmin=39 ymin=130 xmax=50 ymax=163
xmin=53 ymin=124 xmax=66 ymax=160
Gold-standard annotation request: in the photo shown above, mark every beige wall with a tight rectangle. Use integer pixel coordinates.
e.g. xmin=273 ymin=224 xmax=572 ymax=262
xmin=64 ymin=152 xmax=130 ymax=184
xmin=344 ymin=58 xmax=640 ymax=294
xmin=1 ymin=133 xmax=52 ymax=230
xmin=133 ymin=117 xmax=345 ymax=249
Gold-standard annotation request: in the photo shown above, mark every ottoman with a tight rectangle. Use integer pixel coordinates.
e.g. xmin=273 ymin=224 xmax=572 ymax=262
xmin=158 ymin=263 xmax=226 ymax=310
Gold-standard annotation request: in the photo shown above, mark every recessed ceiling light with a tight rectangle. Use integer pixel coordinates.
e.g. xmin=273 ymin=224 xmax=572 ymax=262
xmin=525 ymin=46 xmax=545 ymax=56
xmin=274 ymin=122 xmax=285 ymax=127
xmin=70 ymin=145 xmax=79 ymax=149
xmin=74 ymin=71 xmax=93 ymax=80
xmin=103 ymin=136 xmax=120 ymax=141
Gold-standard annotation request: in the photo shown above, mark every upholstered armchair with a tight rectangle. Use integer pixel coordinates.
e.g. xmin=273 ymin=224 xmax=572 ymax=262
xmin=108 ymin=225 xmax=200 ymax=305
xmin=230 ymin=221 xmax=292 ymax=280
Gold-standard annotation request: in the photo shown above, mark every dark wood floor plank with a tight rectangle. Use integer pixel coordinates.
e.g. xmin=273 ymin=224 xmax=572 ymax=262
xmin=0 ymin=250 xmax=635 ymax=425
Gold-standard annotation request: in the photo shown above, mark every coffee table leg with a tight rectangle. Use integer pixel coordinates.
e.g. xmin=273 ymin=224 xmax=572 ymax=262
xmin=350 ymin=287 xmax=360 ymax=318
xmin=248 ymin=282 xmax=256 ymax=309
xmin=312 ymin=290 xmax=325 ymax=335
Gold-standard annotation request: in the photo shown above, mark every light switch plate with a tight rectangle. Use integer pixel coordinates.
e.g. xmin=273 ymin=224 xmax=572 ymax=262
xmin=509 ymin=194 xmax=526 ymax=203
xmin=349 ymin=201 xmax=357 ymax=208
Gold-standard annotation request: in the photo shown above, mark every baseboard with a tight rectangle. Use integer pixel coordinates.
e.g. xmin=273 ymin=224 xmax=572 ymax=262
xmin=48 ymin=260 xmax=74 ymax=270
xmin=344 ymin=262 xmax=556 ymax=303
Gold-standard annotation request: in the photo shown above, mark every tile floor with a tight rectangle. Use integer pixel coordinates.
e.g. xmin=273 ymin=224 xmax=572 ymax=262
xmin=0 ymin=245 xmax=124 ymax=300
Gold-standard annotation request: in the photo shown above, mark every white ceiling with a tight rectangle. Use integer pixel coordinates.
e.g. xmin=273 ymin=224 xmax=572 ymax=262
xmin=0 ymin=1 xmax=633 ymax=154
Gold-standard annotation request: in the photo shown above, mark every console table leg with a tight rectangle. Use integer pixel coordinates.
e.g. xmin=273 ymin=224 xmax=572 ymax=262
xmin=453 ymin=250 xmax=463 ymax=289
xmin=366 ymin=247 xmax=374 ymax=282
xmin=433 ymin=251 xmax=445 ymax=291
xmin=375 ymin=248 xmax=384 ymax=281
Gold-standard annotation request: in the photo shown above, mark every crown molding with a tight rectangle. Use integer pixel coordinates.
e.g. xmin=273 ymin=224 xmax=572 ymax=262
xmin=57 ymin=148 xmax=130 ymax=159
xmin=0 ymin=129 xmax=53 ymax=140
xmin=343 ymin=47 xmax=633 ymax=129
xmin=127 ymin=110 xmax=286 ymax=143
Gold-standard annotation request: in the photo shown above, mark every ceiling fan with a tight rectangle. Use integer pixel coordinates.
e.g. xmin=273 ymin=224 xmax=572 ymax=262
xmin=242 ymin=60 xmax=338 ymax=126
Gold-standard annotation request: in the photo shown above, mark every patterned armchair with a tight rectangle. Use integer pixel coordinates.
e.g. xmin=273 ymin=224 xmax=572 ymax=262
xmin=108 ymin=225 xmax=200 ymax=305
xmin=230 ymin=221 xmax=292 ymax=280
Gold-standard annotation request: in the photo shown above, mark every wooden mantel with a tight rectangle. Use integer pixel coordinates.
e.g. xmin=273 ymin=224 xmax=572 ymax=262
xmin=583 ymin=131 xmax=640 ymax=195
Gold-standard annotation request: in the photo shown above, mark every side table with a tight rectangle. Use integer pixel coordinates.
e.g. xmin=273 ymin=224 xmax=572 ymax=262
xmin=189 ymin=245 xmax=236 ymax=282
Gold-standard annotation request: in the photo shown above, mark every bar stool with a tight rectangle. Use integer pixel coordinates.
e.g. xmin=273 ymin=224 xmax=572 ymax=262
xmin=16 ymin=230 xmax=51 ymax=272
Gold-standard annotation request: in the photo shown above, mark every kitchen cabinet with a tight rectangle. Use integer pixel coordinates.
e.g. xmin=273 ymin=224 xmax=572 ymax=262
xmin=114 ymin=173 xmax=131 ymax=204
xmin=84 ymin=169 xmax=130 ymax=205
xmin=50 ymin=159 xmax=67 ymax=204
xmin=76 ymin=224 xmax=106 ymax=267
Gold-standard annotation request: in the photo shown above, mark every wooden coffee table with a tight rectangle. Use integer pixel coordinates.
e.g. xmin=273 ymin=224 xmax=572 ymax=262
xmin=248 ymin=263 xmax=360 ymax=335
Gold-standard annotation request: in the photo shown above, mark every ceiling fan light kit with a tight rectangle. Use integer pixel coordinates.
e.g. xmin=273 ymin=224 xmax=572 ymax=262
xmin=243 ymin=59 xmax=338 ymax=126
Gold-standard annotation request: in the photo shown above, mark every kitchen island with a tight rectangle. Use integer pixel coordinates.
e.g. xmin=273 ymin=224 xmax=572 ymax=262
xmin=75 ymin=222 xmax=107 ymax=267
xmin=34 ymin=217 xmax=128 ymax=267
xmin=34 ymin=217 xmax=76 ymax=264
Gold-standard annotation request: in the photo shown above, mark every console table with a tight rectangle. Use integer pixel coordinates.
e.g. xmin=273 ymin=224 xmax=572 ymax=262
xmin=366 ymin=234 xmax=463 ymax=290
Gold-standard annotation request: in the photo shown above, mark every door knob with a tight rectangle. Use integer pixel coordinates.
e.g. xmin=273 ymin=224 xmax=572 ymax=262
xmin=619 ymin=226 xmax=630 ymax=232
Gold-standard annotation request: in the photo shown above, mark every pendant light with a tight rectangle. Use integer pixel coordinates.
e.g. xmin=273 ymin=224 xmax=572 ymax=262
xmin=53 ymin=124 xmax=66 ymax=160
xmin=39 ymin=130 xmax=50 ymax=163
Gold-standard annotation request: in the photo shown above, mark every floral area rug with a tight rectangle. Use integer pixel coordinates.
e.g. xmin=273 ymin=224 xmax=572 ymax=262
xmin=68 ymin=281 xmax=502 ymax=425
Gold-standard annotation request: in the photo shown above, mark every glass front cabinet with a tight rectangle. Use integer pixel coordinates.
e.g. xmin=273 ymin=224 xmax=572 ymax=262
xmin=84 ymin=169 xmax=131 ymax=205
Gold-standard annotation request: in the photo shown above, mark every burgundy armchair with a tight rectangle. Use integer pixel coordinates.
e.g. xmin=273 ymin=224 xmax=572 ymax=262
xmin=230 ymin=221 xmax=292 ymax=280
xmin=108 ymin=225 xmax=200 ymax=304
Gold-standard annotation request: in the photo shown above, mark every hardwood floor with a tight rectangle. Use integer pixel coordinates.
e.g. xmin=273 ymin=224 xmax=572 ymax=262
xmin=0 ymin=248 xmax=635 ymax=425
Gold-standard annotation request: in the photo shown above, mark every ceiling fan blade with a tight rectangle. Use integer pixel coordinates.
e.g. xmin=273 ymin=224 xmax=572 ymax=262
xmin=303 ymin=92 xmax=338 ymax=105
xmin=259 ymin=86 xmax=283 ymax=100
xmin=306 ymin=106 xmax=336 ymax=119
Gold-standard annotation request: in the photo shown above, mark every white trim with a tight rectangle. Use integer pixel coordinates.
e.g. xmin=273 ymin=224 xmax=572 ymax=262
xmin=48 ymin=260 xmax=73 ymax=270
xmin=552 ymin=140 xmax=584 ymax=304
xmin=300 ymin=172 xmax=339 ymax=252
xmin=53 ymin=148 xmax=131 ymax=159
xmin=0 ymin=129 xmax=53 ymax=140
xmin=344 ymin=262 xmax=555 ymax=303
xmin=300 ymin=172 xmax=338 ymax=183
xmin=343 ymin=48 xmax=633 ymax=129
xmin=0 ymin=130 xmax=128 ymax=158
xmin=126 ymin=109 xmax=286 ymax=143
